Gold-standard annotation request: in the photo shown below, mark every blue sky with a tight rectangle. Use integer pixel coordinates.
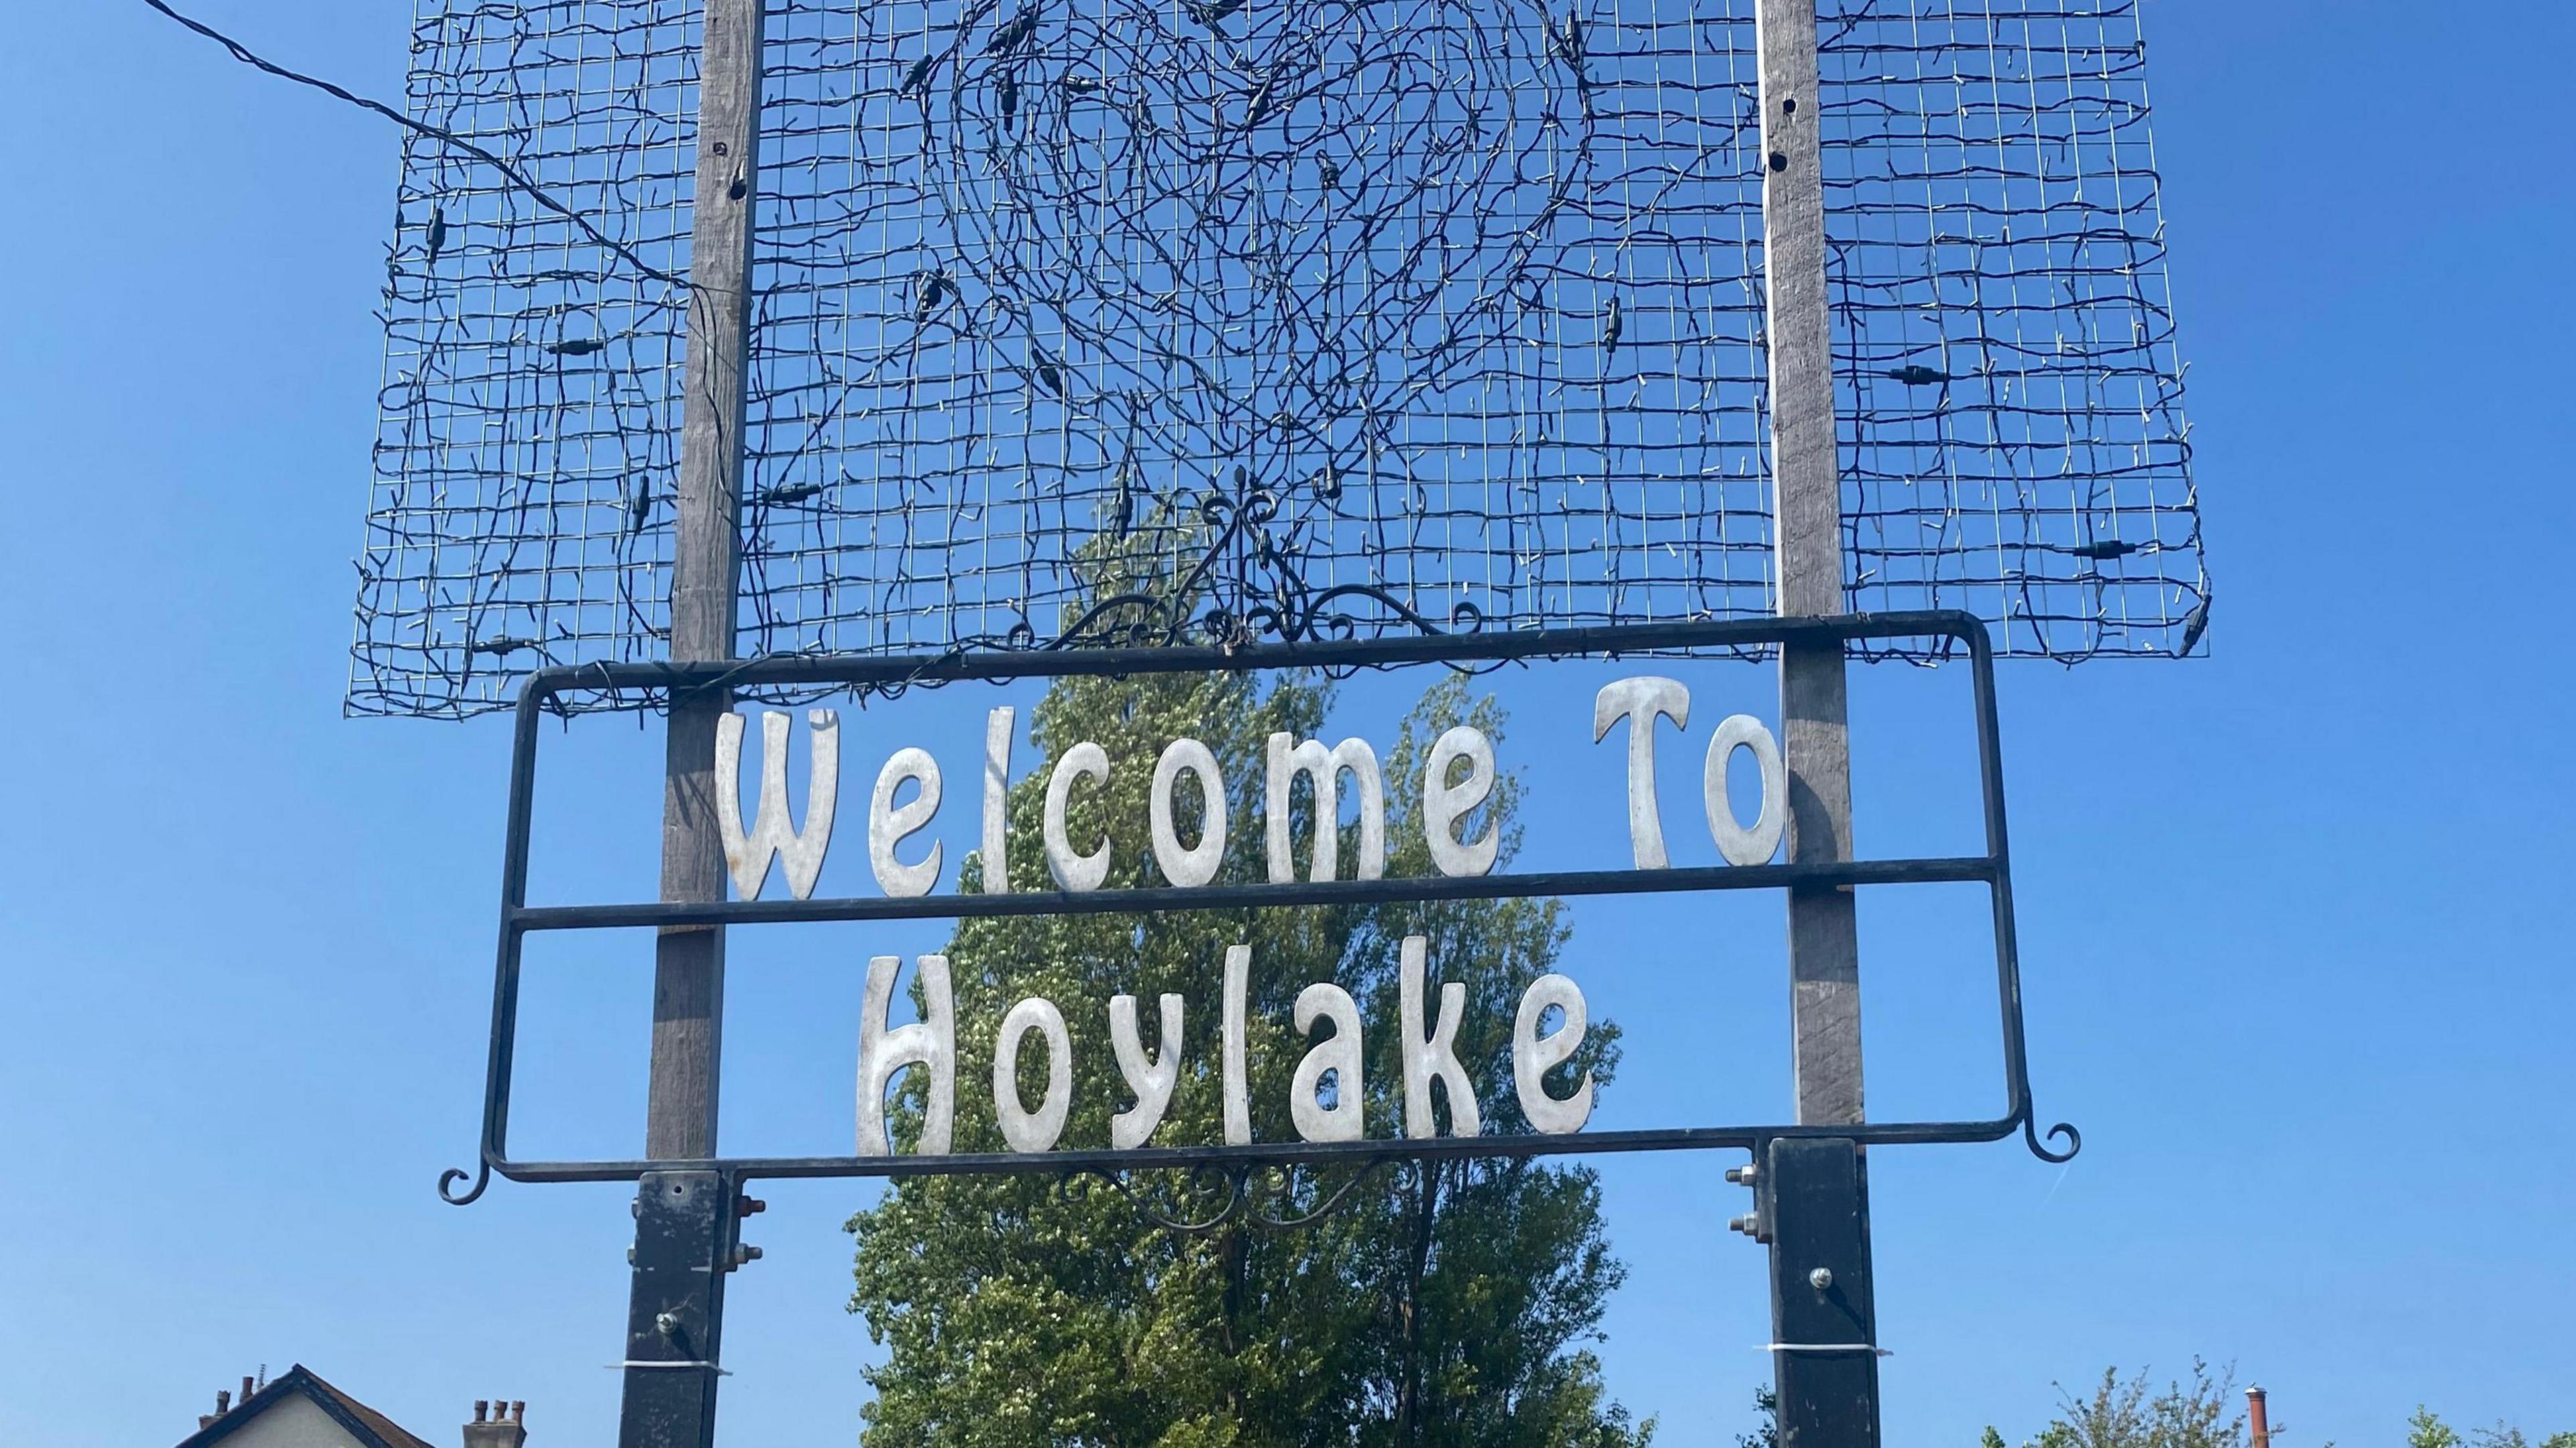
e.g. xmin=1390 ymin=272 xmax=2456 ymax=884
xmin=3 ymin=3 xmax=2572 ymax=1446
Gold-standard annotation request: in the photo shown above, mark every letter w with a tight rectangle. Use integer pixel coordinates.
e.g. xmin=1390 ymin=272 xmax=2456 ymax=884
xmin=716 ymin=710 xmax=839 ymax=899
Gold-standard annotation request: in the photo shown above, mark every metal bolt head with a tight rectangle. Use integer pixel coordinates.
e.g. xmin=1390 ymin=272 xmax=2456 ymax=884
xmin=1808 ymin=1267 xmax=1834 ymax=1292
xmin=1728 ymin=1213 xmax=1760 ymax=1236
xmin=1725 ymin=1164 xmax=1759 ymax=1186
xmin=654 ymin=1311 xmax=682 ymax=1337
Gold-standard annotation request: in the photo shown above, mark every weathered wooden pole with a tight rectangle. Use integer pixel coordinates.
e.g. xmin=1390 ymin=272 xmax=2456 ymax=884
xmin=1754 ymin=0 xmax=1880 ymax=1441
xmin=621 ymin=0 xmax=765 ymax=1443
xmin=650 ymin=0 xmax=762 ymax=1174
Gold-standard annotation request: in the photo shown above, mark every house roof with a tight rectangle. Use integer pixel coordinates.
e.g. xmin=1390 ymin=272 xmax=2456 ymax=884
xmin=173 ymin=1364 xmax=435 ymax=1448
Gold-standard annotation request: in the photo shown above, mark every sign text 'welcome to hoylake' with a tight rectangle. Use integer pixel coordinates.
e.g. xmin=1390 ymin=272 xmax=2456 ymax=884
xmin=706 ymin=677 xmax=1788 ymax=1162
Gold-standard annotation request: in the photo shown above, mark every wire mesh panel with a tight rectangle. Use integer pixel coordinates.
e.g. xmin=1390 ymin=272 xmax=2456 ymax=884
xmin=360 ymin=0 xmax=700 ymax=717
xmin=356 ymin=0 xmax=2202 ymax=718
xmin=1820 ymin=1 xmax=2198 ymax=661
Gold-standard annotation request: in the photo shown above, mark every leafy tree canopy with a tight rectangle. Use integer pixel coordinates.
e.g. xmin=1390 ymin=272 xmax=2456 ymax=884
xmin=1984 ymin=1370 xmax=2574 ymax=1448
xmin=1982 ymin=1361 xmax=2245 ymax=1448
xmin=2410 ymin=1408 xmax=2576 ymax=1448
xmin=846 ymin=650 xmax=1650 ymax=1448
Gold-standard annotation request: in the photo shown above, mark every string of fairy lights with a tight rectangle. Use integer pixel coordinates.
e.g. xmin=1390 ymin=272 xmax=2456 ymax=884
xmin=354 ymin=0 xmax=2203 ymax=717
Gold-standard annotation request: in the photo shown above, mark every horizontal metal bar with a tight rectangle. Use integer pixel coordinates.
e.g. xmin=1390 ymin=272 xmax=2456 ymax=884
xmin=511 ymin=857 xmax=2000 ymax=933
xmin=488 ymin=1114 xmax=2024 ymax=1186
xmin=519 ymin=610 xmax=1983 ymax=704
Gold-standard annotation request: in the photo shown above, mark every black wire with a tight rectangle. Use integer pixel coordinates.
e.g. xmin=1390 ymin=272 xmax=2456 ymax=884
xmin=135 ymin=0 xmax=688 ymax=288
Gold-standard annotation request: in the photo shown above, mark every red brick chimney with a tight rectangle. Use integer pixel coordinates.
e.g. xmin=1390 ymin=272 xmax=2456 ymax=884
xmin=463 ymin=1398 xmax=528 ymax=1448
xmin=2247 ymin=1386 xmax=2271 ymax=1448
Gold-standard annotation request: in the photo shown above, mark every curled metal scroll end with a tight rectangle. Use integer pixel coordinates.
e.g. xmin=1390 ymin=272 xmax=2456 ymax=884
xmin=1248 ymin=1160 xmax=1393 ymax=1230
xmin=1065 ymin=1164 xmax=1248 ymax=1233
xmin=2025 ymin=1118 xmax=2082 ymax=1164
xmin=1053 ymin=1171 xmax=1095 ymax=1211
xmin=438 ymin=1160 xmax=492 ymax=1207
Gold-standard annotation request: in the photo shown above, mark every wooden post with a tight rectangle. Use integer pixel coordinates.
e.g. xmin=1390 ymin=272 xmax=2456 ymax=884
xmin=623 ymin=1 xmax=764 ymax=1444
xmin=1756 ymin=0 xmax=1880 ymax=1442
xmin=1758 ymin=0 xmax=1860 ymax=1135
xmin=650 ymin=0 xmax=763 ymax=1172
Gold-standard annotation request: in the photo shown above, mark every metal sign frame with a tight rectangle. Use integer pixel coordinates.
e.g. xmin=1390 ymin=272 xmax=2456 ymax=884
xmin=440 ymin=609 xmax=2076 ymax=1208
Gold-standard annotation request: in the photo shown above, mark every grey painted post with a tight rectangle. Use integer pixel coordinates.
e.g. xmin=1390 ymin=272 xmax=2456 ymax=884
xmin=1755 ymin=0 xmax=1880 ymax=1442
xmin=625 ymin=0 xmax=765 ymax=1443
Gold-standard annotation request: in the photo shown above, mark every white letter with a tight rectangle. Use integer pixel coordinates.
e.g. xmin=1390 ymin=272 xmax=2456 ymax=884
xmin=1151 ymin=738 xmax=1227 ymax=887
xmin=1289 ymin=983 xmax=1365 ymax=1142
xmin=1222 ymin=943 xmax=1251 ymax=1145
xmin=716 ymin=709 xmax=839 ymax=899
xmin=1703 ymin=714 xmax=1789 ymax=866
xmin=981 ymin=706 xmax=1014 ymax=893
xmin=1399 ymin=934 xmax=1481 ymax=1138
xmin=1513 ymin=974 xmax=1594 ymax=1134
xmin=993 ymin=997 xmax=1072 ymax=1154
xmin=1593 ymin=677 xmax=1690 ymax=869
xmin=1109 ymin=993 xmax=1183 ymax=1150
xmin=1266 ymin=733 xmax=1386 ymax=883
xmin=856 ymin=954 xmax=955 ymax=1156
xmin=1043 ymin=741 xmax=1112 ymax=891
xmin=869 ymin=747 xmax=943 ymax=897
xmin=1424 ymin=726 xmax=1499 ymax=877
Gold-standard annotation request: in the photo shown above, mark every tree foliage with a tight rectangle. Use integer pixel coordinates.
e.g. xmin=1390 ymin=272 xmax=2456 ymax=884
xmin=845 ymin=657 xmax=1650 ymax=1448
xmin=1737 ymin=1386 xmax=1776 ymax=1448
xmin=2411 ymin=1409 xmax=2466 ymax=1448
xmin=2410 ymin=1408 xmax=2576 ymax=1448
xmin=1983 ymin=1361 xmax=2245 ymax=1448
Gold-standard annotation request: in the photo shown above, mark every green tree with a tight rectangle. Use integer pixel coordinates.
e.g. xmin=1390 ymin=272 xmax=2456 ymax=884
xmin=846 ymin=655 xmax=1648 ymax=1448
xmin=2408 ymin=1406 xmax=2576 ymax=1448
xmin=2410 ymin=1411 xmax=2463 ymax=1448
xmin=1993 ymin=1362 xmax=2241 ymax=1448
xmin=1737 ymin=1386 xmax=1775 ymax=1448
xmin=2463 ymin=1423 xmax=2576 ymax=1448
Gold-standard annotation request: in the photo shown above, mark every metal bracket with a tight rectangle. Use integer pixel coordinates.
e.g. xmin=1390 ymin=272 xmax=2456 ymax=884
xmin=617 ymin=1171 xmax=735 ymax=1448
xmin=1766 ymin=1138 xmax=1879 ymax=1448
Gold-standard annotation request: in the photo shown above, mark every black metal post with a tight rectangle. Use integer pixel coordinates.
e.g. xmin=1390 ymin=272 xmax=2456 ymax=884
xmin=1764 ymin=1137 xmax=1880 ymax=1447
xmin=618 ymin=1172 xmax=737 ymax=1448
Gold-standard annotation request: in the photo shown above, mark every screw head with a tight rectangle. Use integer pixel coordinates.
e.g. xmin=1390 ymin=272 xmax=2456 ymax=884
xmin=654 ymin=1311 xmax=682 ymax=1337
xmin=1808 ymin=1267 xmax=1834 ymax=1292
